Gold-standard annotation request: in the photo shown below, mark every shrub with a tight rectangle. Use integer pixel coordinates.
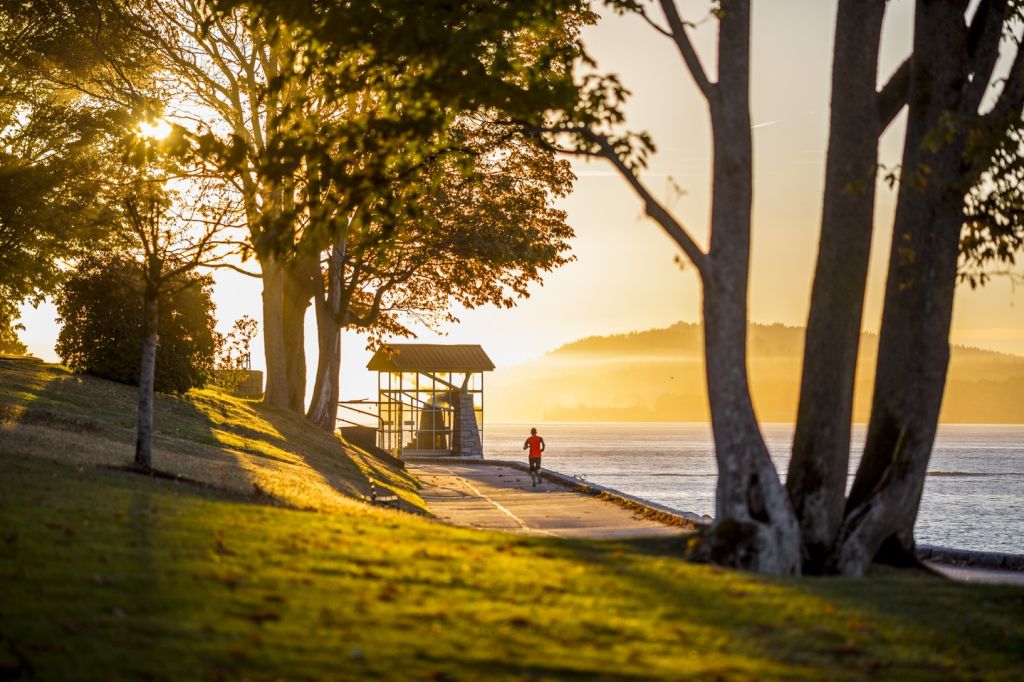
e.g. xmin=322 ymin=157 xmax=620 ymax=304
xmin=0 ymin=301 xmax=28 ymax=356
xmin=55 ymin=255 xmax=217 ymax=393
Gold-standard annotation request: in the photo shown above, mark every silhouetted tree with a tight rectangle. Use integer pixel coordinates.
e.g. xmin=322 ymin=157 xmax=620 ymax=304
xmin=553 ymin=0 xmax=1022 ymax=575
xmin=835 ymin=0 xmax=1024 ymax=575
xmin=791 ymin=0 xmax=1024 ymax=575
xmin=554 ymin=0 xmax=800 ymax=574
xmin=0 ymin=303 xmax=27 ymax=356
xmin=787 ymin=0 xmax=891 ymax=573
xmin=214 ymin=315 xmax=259 ymax=393
xmin=119 ymin=172 xmax=230 ymax=470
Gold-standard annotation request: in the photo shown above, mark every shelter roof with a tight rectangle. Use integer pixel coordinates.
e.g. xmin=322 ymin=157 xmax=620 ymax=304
xmin=366 ymin=344 xmax=495 ymax=372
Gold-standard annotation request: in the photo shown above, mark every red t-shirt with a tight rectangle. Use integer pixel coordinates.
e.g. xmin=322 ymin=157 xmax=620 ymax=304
xmin=525 ymin=435 xmax=543 ymax=459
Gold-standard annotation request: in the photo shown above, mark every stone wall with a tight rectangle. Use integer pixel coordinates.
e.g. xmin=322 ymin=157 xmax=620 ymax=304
xmin=451 ymin=391 xmax=483 ymax=458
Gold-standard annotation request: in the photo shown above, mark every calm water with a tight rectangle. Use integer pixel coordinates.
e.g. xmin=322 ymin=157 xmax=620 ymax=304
xmin=483 ymin=423 xmax=1024 ymax=554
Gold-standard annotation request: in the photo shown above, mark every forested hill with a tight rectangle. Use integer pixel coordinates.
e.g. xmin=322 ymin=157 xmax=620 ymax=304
xmin=488 ymin=322 xmax=1024 ymax=423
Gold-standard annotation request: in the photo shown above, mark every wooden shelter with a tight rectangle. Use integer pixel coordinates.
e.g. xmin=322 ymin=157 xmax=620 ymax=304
xmin=365 ymin=344 xmax=494 ymax=459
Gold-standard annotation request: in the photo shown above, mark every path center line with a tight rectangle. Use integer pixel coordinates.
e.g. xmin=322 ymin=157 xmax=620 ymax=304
xmin=440 ymin=467 xmax=559 ymax=537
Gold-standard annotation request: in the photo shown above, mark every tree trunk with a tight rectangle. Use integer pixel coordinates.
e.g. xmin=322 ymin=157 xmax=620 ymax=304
xmin=281 ymin=263 xmax=312 ymax=413
xmin=702 ymin=279 xmax=801 ymax=575
xmin=698 ymin=0 xmax=800 ymax=576
xmin=261 ymin=254 xmax=290 ymax=409
xmin=308 ymin=242 xmax=345 ymax=430
xmin=134 ymin=290 xmax=158 ymax=471
xmin=787 ymin=0 xmax=886 ymax=573
xmin=831 ymin=0 xmax=971 ymax=576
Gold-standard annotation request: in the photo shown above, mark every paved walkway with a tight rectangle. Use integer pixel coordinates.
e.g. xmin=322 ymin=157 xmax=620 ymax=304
xmin=409 ymin=462 xmax=683 ymax=539
xmin=409 ymin=462 xmax=1024 ymax=586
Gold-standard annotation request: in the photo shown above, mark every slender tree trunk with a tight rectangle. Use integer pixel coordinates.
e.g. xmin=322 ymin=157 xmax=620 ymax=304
xmin=698 ymin=0 xmax=800 ymax=575
xmin=308 ymin=241 xmax=346 ymax=430
xmin=833 ymin=207 xmax=962 ymax=575
xmin=787 ymin=0 xmax=886 ymax=573
xmin=261 ymin=254 xmax=290 ymax=409
xmin=831 ymin=0 xmax=971 ymax=576
xmin=134 ymin=290 xmax=159 ymax=471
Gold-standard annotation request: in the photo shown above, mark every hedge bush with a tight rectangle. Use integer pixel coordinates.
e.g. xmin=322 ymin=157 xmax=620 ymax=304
xmin=55 ymin=255 xmax=217 ymax=393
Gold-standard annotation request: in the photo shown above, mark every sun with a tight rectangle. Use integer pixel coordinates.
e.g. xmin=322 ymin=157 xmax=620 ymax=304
xmin=138 ymin=118 xmax=173 ymax=140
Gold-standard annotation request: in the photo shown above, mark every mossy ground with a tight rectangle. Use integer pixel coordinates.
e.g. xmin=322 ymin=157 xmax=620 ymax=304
xmin=1 ymin=360 xmax=1022 ymax=680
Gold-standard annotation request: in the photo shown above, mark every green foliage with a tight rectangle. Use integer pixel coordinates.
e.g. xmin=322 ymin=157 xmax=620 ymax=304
xmin=54 ymin=255 xmax=217 ymax=393
xmin=0 ymin=302 xmax=27 ymax=356
xmin=200 ymin=0 xmax=636 ymax=259
xmin=960 ymin=122 xmax=1024 ymax=288
xmin=0 ymin=1 xmax=152 ymax=310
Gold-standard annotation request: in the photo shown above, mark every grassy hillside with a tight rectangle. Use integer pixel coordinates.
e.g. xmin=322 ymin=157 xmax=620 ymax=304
xmin=488 ymin=322 xmax=1024 ymax=423
xmin=0 ymin=356 xmax=424 ymax=512
xmin=1 ymin=359 xmax=1023 ymax=679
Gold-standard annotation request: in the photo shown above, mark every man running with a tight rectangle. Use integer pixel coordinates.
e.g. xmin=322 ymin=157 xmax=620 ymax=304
xmin=523 ymin=427 xmax=545 ymax=487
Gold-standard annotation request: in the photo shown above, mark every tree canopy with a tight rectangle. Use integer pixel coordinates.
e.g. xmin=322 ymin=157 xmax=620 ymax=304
xmin=0 ymin=0 xmax=160 ymax=351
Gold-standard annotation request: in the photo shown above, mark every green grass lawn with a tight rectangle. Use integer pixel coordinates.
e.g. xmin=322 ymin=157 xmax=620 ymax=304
xmin=0 ymin=357 xmax=424 ymax=513
xmin=1 ymin=359 xmax=1022 ymax=680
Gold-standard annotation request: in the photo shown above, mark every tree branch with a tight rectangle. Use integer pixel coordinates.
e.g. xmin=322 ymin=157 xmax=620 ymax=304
xmin=586 ymin=131 xmax=708 ymax=277
xmin=659 ymin=0 xmax=715 ymax=101
xmin=965 ymin=0 xmax=1009 ymax=113
xmin=877 ymin=58 xmax=910 ymax=130
xmin=985 ymin=36 xmax=1024 ymax=122
xmin=631 ymin=4 xmax=673 ymax=39
xmin=347 ymin=266 xmax=419 ymax=328
xmin=205 ymin=261 xmax=261 ymax=278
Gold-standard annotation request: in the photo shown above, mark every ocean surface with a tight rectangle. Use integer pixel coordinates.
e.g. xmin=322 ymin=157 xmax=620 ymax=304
xmin=482 ymin=423 xmax=1024 ymax=554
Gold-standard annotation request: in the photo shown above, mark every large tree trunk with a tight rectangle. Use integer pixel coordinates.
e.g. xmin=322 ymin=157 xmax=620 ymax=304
xmin=702 ymin=280 xmax=801 ymax=575
xmin=787 ymin=0 xmax=886 ymax=573
xmin=134 ymin=290 xmax=158 ymax=471
xmin=261 ymin=252 xmax=316 ymax=413
xmin=281 ymin=263 xmax=312 ymax=413
xmin=698 ymin=0 xmax=800 ymax=576
xmin=308 ymin=241 xmax=345 ymax=430
xmin=831 ymin=0 xmax=972 ymax=576
xmin=260 ymin=254 xmax=290 ymax=409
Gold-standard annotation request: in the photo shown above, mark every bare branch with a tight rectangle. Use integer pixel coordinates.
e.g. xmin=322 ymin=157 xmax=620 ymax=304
xmin=965 ymin=0 xmax=1009 ymax=113
xmin=659 ymin=0 xmax=715 ymax=101
xmin=877 ymin=58 xmax=910 ymax=131
xmin=536 ymin=124 xmax=708 ymax=277
xmin=632 ymin=4 xmax=673 ymax=39
xmin=985 ymin=37 xmax=1024 ymax=122
xmin=206 ymin=261 xmax=261 ymax=278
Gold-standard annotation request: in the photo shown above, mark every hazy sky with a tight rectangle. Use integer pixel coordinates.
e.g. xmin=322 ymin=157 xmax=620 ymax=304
xmin=19 ymin=0 xmax=1023 ymax=404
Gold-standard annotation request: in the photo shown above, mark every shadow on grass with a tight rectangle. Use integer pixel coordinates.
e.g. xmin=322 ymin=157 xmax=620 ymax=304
xmin=1 ymin=359 xmax=423 ymax=515
xmin=2 ymin=452 xmax=1022 ymax=680
xmin=5 ymin=361 xmax=1021 ymax=679
xmin=0 ymin=360 xmax=263 ymax=503
xmin=538 ymin=531 xmax=1024 ymax=679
